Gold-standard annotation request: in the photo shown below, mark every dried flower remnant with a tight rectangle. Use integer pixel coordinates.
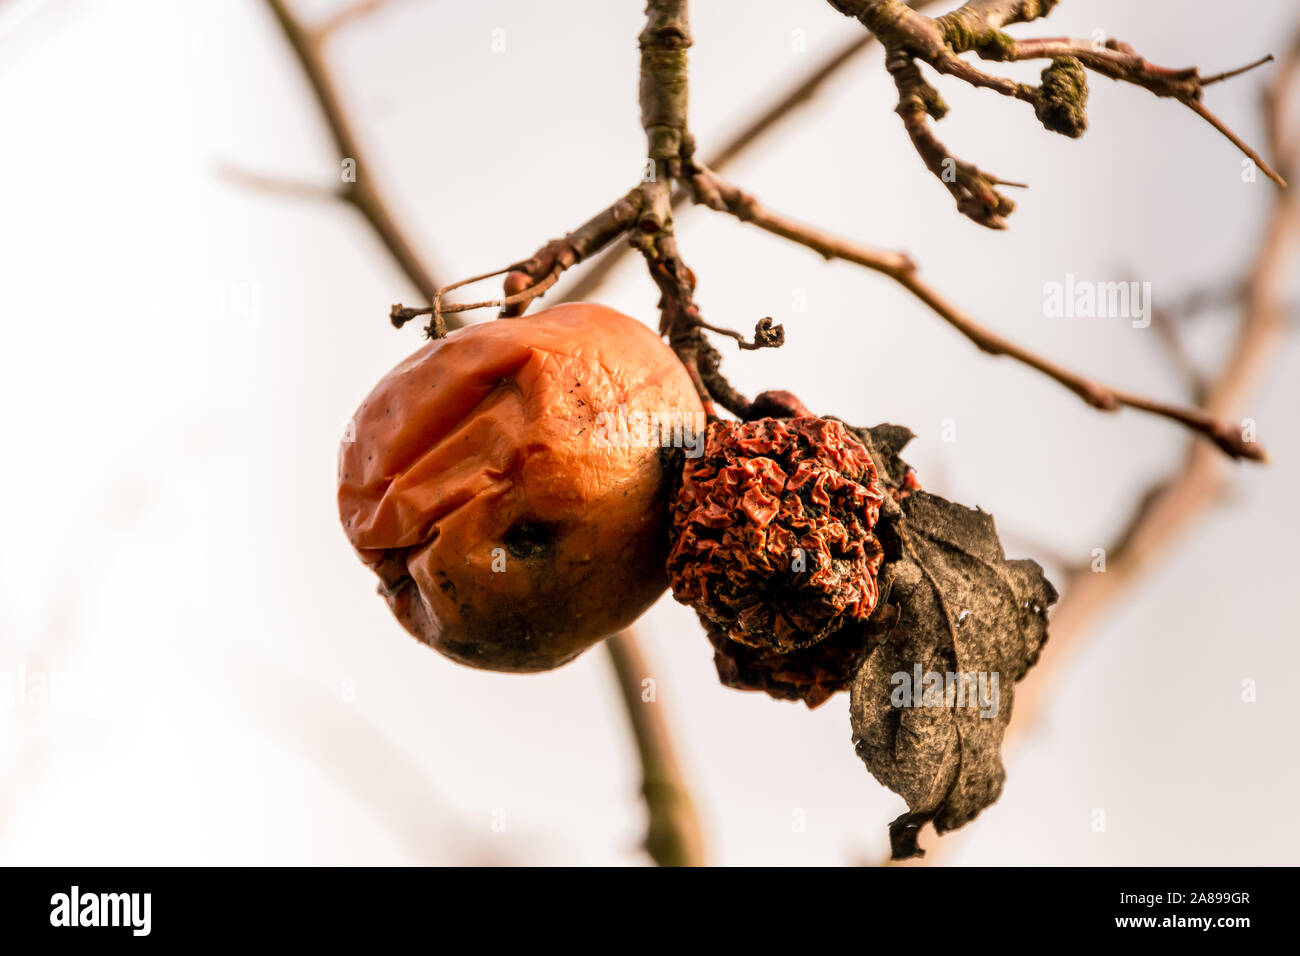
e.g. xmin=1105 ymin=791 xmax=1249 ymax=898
xmin=668 ymin=417 xmax=886 ymax=653
xmin=672 ymin=407 xmax=914 ymax=709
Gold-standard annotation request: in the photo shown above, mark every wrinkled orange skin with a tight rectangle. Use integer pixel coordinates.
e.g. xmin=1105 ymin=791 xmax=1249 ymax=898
xmin=338 ymin=303 xmax=705 ymax=672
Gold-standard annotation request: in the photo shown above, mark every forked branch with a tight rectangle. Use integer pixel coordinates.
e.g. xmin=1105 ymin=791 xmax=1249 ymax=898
xmin=415 ymin=0 xmax=1269 ymax=459
xmin=827 ymin=0 xmax=1286 ymax=226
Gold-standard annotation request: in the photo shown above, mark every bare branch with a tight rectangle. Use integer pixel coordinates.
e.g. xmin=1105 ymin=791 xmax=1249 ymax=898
xmin=497 ymin=189 xmax=645 ymax=318
xmin=562 ymin=0 xmax=946 ymax=303
xmin=416 ymin=0 xmax=763 ymax=416
xmin=390 ymin=188 xmax=645 ymax=337
xmin=900 ymin=27 xmax=1300 ymax=865
xmin=1001 ymin=40 xmax=1284 ymax=186
xmin=826 ymin=0 xmax=1287 ymax=224
xmin=1198 ymin=53 xmax=1273 ymax=87
xmin=629 ymin=0 xmax=744 ymax=416
xmin=688 ymin=164 xmax=1268 ymax=460
xmin=391 ymin=262 xmax=561 ymax=340
xmin=886 ymin=51 xmax=1023 ymax=228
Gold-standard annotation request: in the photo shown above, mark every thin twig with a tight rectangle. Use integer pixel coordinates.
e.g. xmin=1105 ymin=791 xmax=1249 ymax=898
xmin=687 ymin=165 xmax=1268 ymax=461
xmin=826 ymin=0 xmax=1288 ymax=224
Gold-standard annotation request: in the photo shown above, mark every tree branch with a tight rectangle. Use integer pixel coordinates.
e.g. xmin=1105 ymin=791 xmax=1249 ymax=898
xmin=826 ymin=0 xmax=1287 ymax=226
xmin=896 ymin=27 xmax=1300 ymax=865
xmin=686 ymin=164 xmax=1268 ymax=460
xmin=563 ymin=0 xmax=946 ymax=303
xmin=410 ymin=0 xmax=1275 ymax=454
xmin=487 ymin=0 xmax=756 ymax=417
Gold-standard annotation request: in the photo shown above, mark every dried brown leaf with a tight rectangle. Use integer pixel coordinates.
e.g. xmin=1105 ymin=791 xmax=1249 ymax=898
xmin=849 ymin=426 xmax=1056 ymax=859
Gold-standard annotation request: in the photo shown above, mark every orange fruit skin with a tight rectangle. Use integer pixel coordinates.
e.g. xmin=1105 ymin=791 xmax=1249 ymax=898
xmin=338 ymin=303 xmax=705 ymax=672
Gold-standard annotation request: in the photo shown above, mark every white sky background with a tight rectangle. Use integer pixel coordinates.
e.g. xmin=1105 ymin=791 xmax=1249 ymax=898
xmin=0 ymin=0 xmax=1297 ymax=865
